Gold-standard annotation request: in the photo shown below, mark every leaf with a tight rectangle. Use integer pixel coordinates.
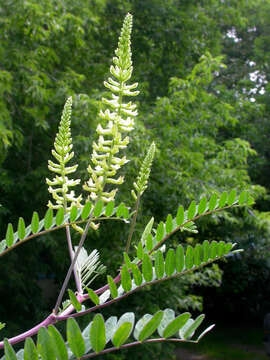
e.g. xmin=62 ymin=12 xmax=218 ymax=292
xmin=37 ymin=327 xmax=56 ymax=360
xmin=55 ymin=207 xmax=64 ymax=226
xmin=105 ymin=201 xmax=115 ymax=216
xmin=107 ymin=275 xmax=118 ymax=299
xmin=209 ymin=241 xmax=217 ymax=259
xmin=163 ymin=312 xmax=191 ymax=338
xmin=165 ymin=249 xmax=175 ymax=276
xmin=70 ymin=206 xmax=78 ymax=222
xmin=112 ymin=323 xmax=133 ymax=347
xmin=208 ymin=193 xmax=218 ymax=211
xmin=158 ymin=309 xmax=175 ymax=337
xmin=141 ymin=217 xmax=154 ymax=245
xmin=31 ymin=212 xmax=39 ymax=234
xmin=134 ymin=314 xmax=152 ymax=340
xmin=90 ymin=314 xmax=106 ymax=353
xmin=202 ymin=240 xmax=209 ymax=262
xmin=5 ymin=224 xmax=14 ymax=247
xmin=82 ymin=202 xmax=92 ymax=220
xmin=185 ymin=245 xmax=194 ymax=269
xmin=18 ymin=217 xmax=26 ymax=241
xmin=146 ymin=234 xmax=153 ymax=251
xmin=194 ymin=244 xmax=202 ymax=266
xmin=224 ymin=242 xmax=233 ymax=254
xmin=123 ymin=252 xmax=131 ymax=269
xmin=155 ymin=250 xmax=164 ymax=279
xmin=156 ymin=222 xmax=164 ymax=242
xmin=175 ymin=245 xmax=185 ymax=272
xmin=116 ymin=203 xmax=128 ymax=218
xmin=48 ymin=325 xmax=68 ymax=360
xmin=99 ymin=289 xmax=110 ymax=305
xmin=198 ymin=197 xmax=207 ymax=215
xmin=24 ymin=337 xmax=38 ymax=360
xmin=67 ymin=318 xmax=85 ymax=358
xmin=238 ymin=190 xmax=248 ymax=205
xmin=68 ymin=289 xmax=82 ymax=312
xmin=105 ymin=316 xmax=117 ymax=343
xmin=44 ymin=208 xmax=54 ymax=230
xmin=217 ymin=241 xmax=225 ymax=256
xmin=139 ymin=310 xmax=164 ymax=341
xmin=4 ymin=339 xmax=17 ymax=360
xmin=197 ymin=324 xmax=215 ymax=341
xmin=121 ymin=264 xmax=132 ymax=292
xmin=165 ymin=214 xmax=173 ymax=233
xmin=218 ymin=191 xmax=227 ymax=208
xmin=137 ymin=242 xmax=143 ymax=260
xmin=176 ymin=205 xmax=184 ymax=226
xmin=94 ymin=200 xmax=103 ymax=217
xmin=228 ymin=189 xmax=237 ymax=206
xmin=131 ymin=263 xmax=142 ymax=286
xmin=86 ymin=288 xmax=100 ymax=305
xmin=142 ymin=253 xmax=153 ymax=282
xmin=187 ymin=200 xmax=197 ymax=220
xmin=181 ymin=314 xmax=205 ymax=340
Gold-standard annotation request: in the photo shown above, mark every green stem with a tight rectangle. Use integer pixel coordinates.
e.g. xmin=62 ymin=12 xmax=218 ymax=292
xmin=126 ymin=194 xmax=141 ymax=253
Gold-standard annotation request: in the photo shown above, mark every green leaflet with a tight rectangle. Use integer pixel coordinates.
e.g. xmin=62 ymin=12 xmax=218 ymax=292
xmin=208 ymin=193 xmax=218 ymax=211
xmin=209 ymin=241 xmax=217 ymax=259
xmin=156 ymin=222 xmax=164 ymax=242
xmin=55 ymin=207 xmax=64 ymax=226
xmin=24 ymin=337 xmax=38 ymax=360
xmin=105 ymin=201 xmax=115 ymax=216
xmin=157 ymin=309 xmax=175 ymax=337
xmin=141 ymin=217 xmax=154 ymax=245
xmin=112 ymin=322 xmax=133 ymax=347
xmin=165 ymin=248 xmax=175 ymax=276
xmin=187 ymin=200 xmax=197 ymax=220
xmin=165 ymin=214 xmax=173 ymax=233
xmin=224 ymin=242 xmax=233 ymax=254
xmin=93 ymin=200 xmax=103 ymax=217
xmin=18 ymin=217 xmax=26 ymax=241
xmin=198 ymin=197 xmax=207 ymax=215
xmin=202 ymin=240 xmax=209 ymax=262
xmin=5 ymin=224 xmax=14 ymax=247
xmin=68 ymin=289 xmax=82 ymax=312
xmin=217 ymin=241 xmax=225 ymax=256
xmin=185 ymin=245 xmax=194 ymax=269
xmin=176 ymin=205 xmax=184 ymax=226
xmin=163 ymin=312 xmax=191 ymax=338
xmin=82 ymin=201 xmax=92 ymax=220
xmin=180 ymin=314 xmax=205 ymax=340
xmin=4 ymin=339 xmax=17 ymax=360
xmin=228 ymin=189 xmax=237 ymax=206
xmin=116 ymin=203 xmax=129 ymax=219
xmin=137 ymin=241 xmax=143 ymax=260
xmin=131 ymin=263 xmax=142 ymax=286
xmin=37 ymin=327 xmax=56 ymax=360
xmin=138 ymin=310 xmax=164 ymax=342
xmin=142 ymin=253 xmax=153 ymax=282
xmin=219 ymin=191 xmax=227 ymax=208
xmin=67 ymin=318 xmax=85 ymax=358
xmin=86 ymin=287 xmax=100 ymax=305
xmin=238 ymin=190 xmax=248 ymax=205
xmin=133 ymin=314 xmax=152 ymax=341
xmin=121 ymin=264 xmax=132 ymax=292
xmin=44 ymin=208 xmax=54 ymax=230
xmin=69 ymin=206 xmax=78 ymax=222
xmin=123 ymin=252 xmax=132 ymax=269
xmin=48 ymin=325 xmax=68 ymax=360
xmin=107 ymin=275 xmax=118 ymax=299
xmin=175 ymin=245 xmax=185 ymax=272
xmin=155 ymin=250 xmax=164 ymax=279
xmin=146 ymin=234 xmax=153 ymax=251
xmin=90 ymin=314 xmax=106 ymax=353
xmin=194 ymin=244 xmax=202 ymax=266
xmin=31 ymin=212 xmax=39 ymax=234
